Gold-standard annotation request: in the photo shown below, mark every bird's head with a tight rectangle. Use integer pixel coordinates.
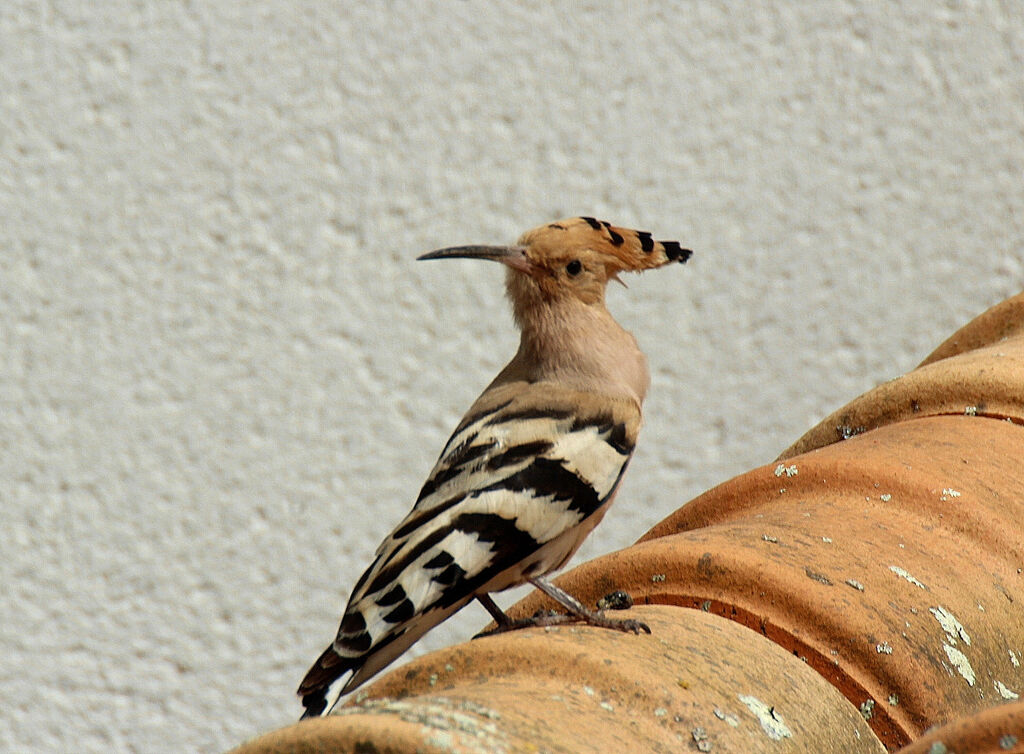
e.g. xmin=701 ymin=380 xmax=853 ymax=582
xmin=419 ymin=217 xmax=691 ymax=309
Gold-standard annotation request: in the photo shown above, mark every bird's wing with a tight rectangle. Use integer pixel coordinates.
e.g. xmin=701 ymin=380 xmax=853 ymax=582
xmin=313 ymin=383 xmax=640 ymax=697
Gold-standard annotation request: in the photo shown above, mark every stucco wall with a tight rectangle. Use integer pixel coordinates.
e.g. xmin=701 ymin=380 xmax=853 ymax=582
xmin=1 ymin=2 xmax=1021 ymax=751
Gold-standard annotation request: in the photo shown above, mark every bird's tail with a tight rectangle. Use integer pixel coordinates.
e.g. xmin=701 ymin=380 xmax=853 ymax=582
xmin=297 ymin=645 xmax=355 ymax=719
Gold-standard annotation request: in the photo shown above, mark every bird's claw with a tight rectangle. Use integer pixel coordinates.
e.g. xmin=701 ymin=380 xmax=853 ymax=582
xmin=615 ymin=617 xmax=652 ymax=635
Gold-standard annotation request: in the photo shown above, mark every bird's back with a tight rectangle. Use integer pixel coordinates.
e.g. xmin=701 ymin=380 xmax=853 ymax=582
xmin=298 ymin=381 xmax=640 ymax=712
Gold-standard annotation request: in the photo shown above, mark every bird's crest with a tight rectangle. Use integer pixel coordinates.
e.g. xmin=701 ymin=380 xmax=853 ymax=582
xmin=519 ymin=217 xmax=691 ymax=273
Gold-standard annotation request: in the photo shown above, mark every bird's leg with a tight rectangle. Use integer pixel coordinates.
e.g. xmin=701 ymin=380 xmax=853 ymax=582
xmin=476 ymin=593 xmax=513 ymax=628
xmin=528 ymin=576 xmax=651 ymax=634
xmin=473 ymin=593 xmax=577 ymax=638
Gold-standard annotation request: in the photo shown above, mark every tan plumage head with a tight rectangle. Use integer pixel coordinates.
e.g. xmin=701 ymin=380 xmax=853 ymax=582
xmin=419 ymin=217 xmax=690 ymax=307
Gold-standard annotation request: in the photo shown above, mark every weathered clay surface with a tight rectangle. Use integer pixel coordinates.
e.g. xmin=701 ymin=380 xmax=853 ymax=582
xmin=918 ymin=293 xmax=1024 ymax=367
xmin=234 ymin=607 xmax=884 ymax=753
xmin=583 ymin=415 xmax=1024 ymax=749
xmin=894 ymin=700 xmax=1024 ymax=754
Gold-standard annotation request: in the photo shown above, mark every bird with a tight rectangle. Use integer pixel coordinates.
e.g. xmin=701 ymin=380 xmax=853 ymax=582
xmin=298 ymin=216 xmax=691 ymax=718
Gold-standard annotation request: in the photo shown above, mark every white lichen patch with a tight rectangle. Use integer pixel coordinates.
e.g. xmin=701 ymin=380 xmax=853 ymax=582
xmin=889 ymin=565 xmax=928 ymax=590
xmin=994 ymin=681 xmax=1019 ymax=700
xmin=943 ymin=644 xmax=976 ymax=686
xmin=859 ymin=699 xmax=875 ymax=720
xmin=713 ymin=708 xmax=740 ymax=727
xmin=692 ymin=728 xmax=712 ymax=752
xmin=738 ymin=695 xmax=792 ymax=741
xmin=774 ymin=463 xmax=798 ymax=477
xmin=457 ymin=700 xmax=502 ymax=720
xmin=930 ymin=606 xmax=971 ymax=645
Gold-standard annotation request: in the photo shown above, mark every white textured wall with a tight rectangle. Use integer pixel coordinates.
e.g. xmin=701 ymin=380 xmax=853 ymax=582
xmin=2 ymin=2 xmax=1021 ymax=751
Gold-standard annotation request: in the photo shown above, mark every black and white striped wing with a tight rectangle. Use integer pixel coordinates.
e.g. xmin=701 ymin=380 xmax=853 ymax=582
xmin=331 ymin=390 xmax=639 ymax=693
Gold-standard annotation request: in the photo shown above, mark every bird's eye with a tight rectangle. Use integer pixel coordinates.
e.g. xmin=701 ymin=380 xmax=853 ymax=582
xmin=566 ymin=260 xmax=583 ymax=277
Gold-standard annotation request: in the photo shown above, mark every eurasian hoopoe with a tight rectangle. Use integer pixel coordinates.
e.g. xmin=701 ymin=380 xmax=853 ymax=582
xmin=298 ymin=217 xmax=691 ymax=718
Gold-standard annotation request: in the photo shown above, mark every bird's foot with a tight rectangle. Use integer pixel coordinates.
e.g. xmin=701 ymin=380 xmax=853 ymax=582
xmin=590 ymin=590 xmax=650 ymax=632
xmin=473 ymin=606 xmax=649 ymax=637
xmin=569 ymin=607 xmax=650 ymax=634
xmin=473 ymin=583 xmax=651 ymax=638
xmin=529 ymin=577 xmax=651 ymax=634
xmin=473 ymin=609 xmax=579 ymax=638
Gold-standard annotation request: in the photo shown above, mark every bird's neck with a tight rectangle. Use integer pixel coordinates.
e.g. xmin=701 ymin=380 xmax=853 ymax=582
xmin=495 ymin=292 xmax=650 ymax=405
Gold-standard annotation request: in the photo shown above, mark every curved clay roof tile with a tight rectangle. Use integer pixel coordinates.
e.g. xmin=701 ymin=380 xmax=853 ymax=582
xmin=231 ymin=292 xmax=1024 ymax=754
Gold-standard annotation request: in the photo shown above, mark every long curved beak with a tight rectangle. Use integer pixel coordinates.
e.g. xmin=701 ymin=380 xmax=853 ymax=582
xmin=417 ymin=245 xmax=533 ymax=274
